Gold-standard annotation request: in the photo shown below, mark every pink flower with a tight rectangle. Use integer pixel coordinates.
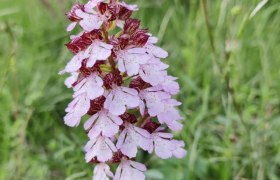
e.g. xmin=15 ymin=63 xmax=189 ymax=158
xmin=153 ymin=71 xmax=180 ymax=95
xmin=84 ymin=0 xmax=104 ymax=13
xmin=157 ymin=99 xmax=183 ymax=131
xmin=66 ymin=3 xmax=84 ymax=31
xmin=116 ymin=124 xmax=152 ymax=158
xmin=64 ymin=72 xmax=79 ymax=88
xmin=64 ymin=93 xmax=90 ymax=127
xmin=139 ymin=58 xmax=169 ymax=86
xmin=85 ymin=135 xmax=117 ymax=162
xmin=84 ymin=109 xmax=123 ymax=139
xmin=150 ymin=130 xmax=187 ymax=159
xmin=139 ymin=89 xmax=183 ymax=131
xmin=116 ymin=48 xmax=150 ymax=76
xmin=139 ymin=88 xmax=171 ymax=116
xmin=85 ymin=41 xmax=113 ymax=67
xmin=60 ymin=40 xmax=112 ymax=74
xmin=67 ymin=22 xmax=79 ymax=32
xmin=144 ymin=36 xmax=168 ymax=58
xmin=104 ymin=87 xmax=141 ymax=116
xmin=114 ymin=159 xmax=146 ymax=180
xmin=93 ymin=163 xmax=114 ymax=180
xmin=73 ymin=73 xmax=104 ymax=100
xmin=74 ymin=9 xmax=103 ymax=32
xmin=59 ymin=50 xmax=89 ymax=74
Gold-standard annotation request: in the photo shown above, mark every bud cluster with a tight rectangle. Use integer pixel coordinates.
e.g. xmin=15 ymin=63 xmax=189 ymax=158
xmin=60 ymin=0 xmax=186 ymax=179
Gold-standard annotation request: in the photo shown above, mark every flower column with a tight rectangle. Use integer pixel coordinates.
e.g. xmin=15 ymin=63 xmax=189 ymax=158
xmin=60 ymin=0 xmax=186 ymax=179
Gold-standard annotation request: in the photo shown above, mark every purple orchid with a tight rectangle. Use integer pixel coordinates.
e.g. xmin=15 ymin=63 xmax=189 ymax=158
xmin=60 ymin=0 xmax=186 ymax=179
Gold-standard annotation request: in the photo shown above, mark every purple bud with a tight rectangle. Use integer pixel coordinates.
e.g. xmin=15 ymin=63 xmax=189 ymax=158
xmin=117 ymin=6 xmax=132 ymax=20
xmin=124 ymin=18 xmax=140 ymax=34
xmin=131 ymin=29 xmax=149 ymax=47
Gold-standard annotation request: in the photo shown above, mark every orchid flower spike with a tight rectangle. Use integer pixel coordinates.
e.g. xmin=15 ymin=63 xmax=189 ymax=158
xmin=60 ymin=0 xmax=186 ymax=179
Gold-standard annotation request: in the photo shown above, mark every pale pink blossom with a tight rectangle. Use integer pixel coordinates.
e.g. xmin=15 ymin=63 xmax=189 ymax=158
xmin=114 ymin=159 xmax=146 ymax=180
xmin=157 ymin=99 xmax=183 ymax=131
xmin=84 ymin=109 xmax=123 ymax=139
xmin=64 ymin=93 xmax=90 ymax=127
xmin=67 ymin=22 xmax=78 ymax=32
xmin=104 ymin=87 xmax=141 ymax=116
xmin=59 ymin=50 xmax=89 ymax=74
xmin=139 ymin=58 xmax=169 ymax=85
xmin=155 ymin=72 xmax=180 ymax=95
xmin=139 ymin=89 xmax=171 ymax=116
xmin=64 ymin=72 xmax=79 ymax=88
xmin=85 ymin=136 xmax=117 ymax=162
xmin=93 ymin=163 xmax=114 ymax=180
xmin=144 ymin=36 xmax=168 ymax=58
xmin=172 ymin=140 xmax=187 ymax=158
xmin=66 ymin=3 xmax=84 ymax=31
xmin=116 ymin=124 xmax=152 ymax=158
xmin=85 ymin=0 xmax=104 ymax=13
xmin=74 ymin=73 xmax=104 ymax=100
xmin=150 ymin=130 xmax=187 ymax=159
xmin=59 ymin=40 xmax=112 ymax=74
xmin=116 ymin=48 xmax=150 ymax=76
xmin=85 ymin=41 xmax=113 ymax=67
xmin=75 ymin=9 xmax=103 ymax=32
xmin=146 ymin=72 xmax=180 ymax=95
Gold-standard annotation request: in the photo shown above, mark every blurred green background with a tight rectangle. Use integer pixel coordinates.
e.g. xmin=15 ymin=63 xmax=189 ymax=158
xmin=1 ymin=0 xmax=280 ymax=179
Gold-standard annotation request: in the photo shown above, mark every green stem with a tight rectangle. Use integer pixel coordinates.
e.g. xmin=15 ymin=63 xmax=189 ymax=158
xmin=201 ymin=0 xmax=249 ymax=132
xmin=201 ymin=0 xmax=216 ymax=55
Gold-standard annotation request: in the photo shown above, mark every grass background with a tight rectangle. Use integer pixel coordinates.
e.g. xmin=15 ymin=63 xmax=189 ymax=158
xmin=1 ymin=0 xmax=280 ymax=179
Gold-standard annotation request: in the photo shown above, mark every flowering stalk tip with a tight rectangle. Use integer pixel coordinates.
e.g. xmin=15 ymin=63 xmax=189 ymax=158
xmin=60 ymin=0 xmax=186 ymax=179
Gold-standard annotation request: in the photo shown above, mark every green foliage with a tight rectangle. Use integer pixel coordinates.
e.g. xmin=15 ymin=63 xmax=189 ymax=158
xmin=1 ymin=0 xmax=280 ymax=179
